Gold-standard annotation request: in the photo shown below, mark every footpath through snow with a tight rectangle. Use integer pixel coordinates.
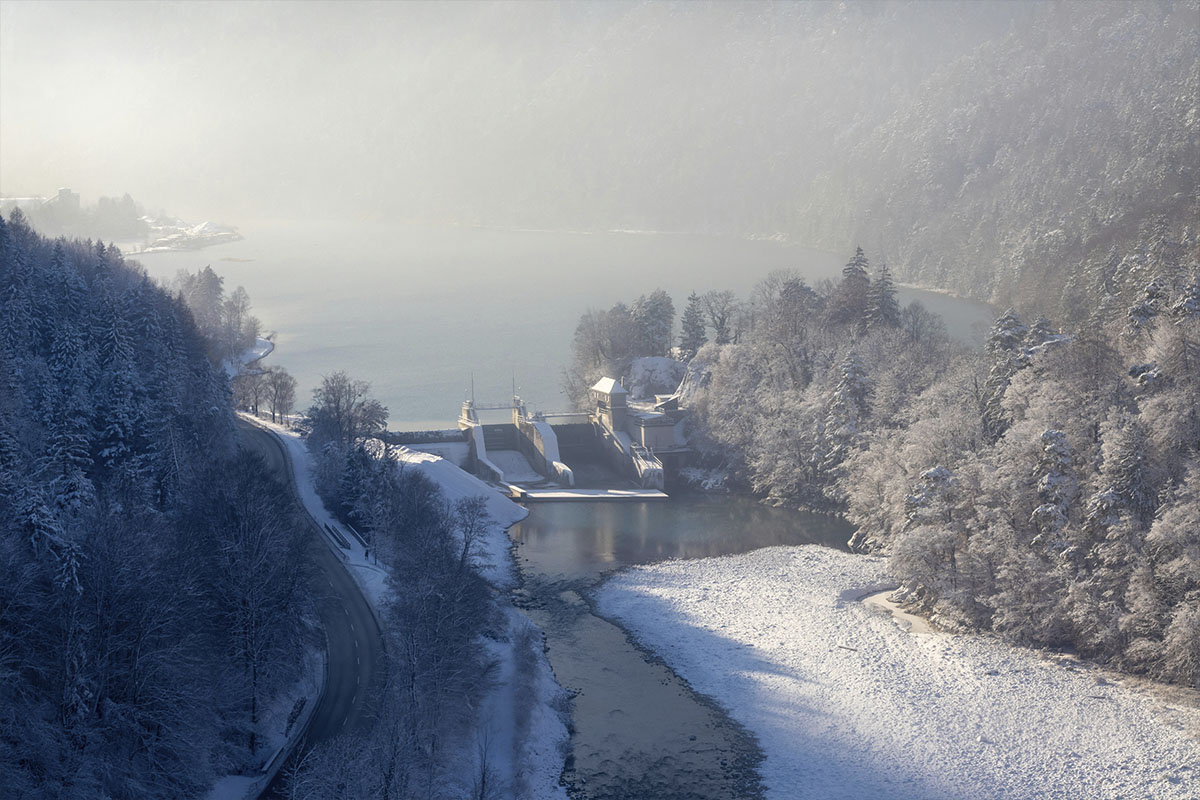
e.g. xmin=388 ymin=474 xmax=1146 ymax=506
xmin=596 ymin=545 xmax=1200 ymax=800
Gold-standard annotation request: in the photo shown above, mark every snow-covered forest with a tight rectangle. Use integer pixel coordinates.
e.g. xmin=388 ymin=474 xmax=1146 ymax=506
xmin=572 ymin=238 xmax=1198 ymax=686
xmin=0 ymin=214 xmax=310 ymax=796
xmin=294 ymin=432 xmax=500 ymax=795
xmin=552 ymin=0 xmax=1200 ymax=688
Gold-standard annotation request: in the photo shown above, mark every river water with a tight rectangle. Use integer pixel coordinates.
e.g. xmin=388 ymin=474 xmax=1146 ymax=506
xmin=128 ymin=221 xmax=994 ymax=430
xmin=510 ymin=497 xmax=853 ymax=799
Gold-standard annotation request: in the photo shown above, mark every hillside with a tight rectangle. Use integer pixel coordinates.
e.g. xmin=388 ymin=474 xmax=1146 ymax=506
xmin=0 ymin=214 xmax=307 ymax=796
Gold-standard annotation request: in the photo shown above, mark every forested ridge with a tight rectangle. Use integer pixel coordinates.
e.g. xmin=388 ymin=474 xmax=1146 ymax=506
xmin=0 ymin=214 xmax=308 ymax=796
xmin=795 ymin=0 xmax=1200 ymax=321
xmin=554 ymin=0 xmax=1199 ymax=686
xmin=604 ymin=246 xmax=1199 ymax=686
xmin=343 ymin=0 xmax=1196 ymax=325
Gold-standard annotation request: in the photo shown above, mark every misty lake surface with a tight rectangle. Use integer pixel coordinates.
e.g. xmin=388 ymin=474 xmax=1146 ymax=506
xmin=510 ymin=497 xmax=853 ymax=800
xmin=130 ymin=220 xmax=994 ymax=430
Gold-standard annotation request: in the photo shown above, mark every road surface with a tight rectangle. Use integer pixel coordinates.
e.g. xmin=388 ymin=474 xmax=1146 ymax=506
xmin=237 ymin=421 xmax=384 ymax=758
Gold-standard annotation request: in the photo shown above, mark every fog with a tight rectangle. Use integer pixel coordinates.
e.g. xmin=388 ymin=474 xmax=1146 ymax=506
xmin=1 ymin=0 xmax=1024 ymax=227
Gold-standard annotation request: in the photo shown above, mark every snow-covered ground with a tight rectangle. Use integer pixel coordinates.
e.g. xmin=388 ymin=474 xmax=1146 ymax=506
xmin=389 ymin=444 xmax=528 ymax=589
xmin=243 ymin=415 xmax=392 ymax=608
xmin=596 ymin=545 xmax=1200 ymax=800
xmin=225 ymin=336 xmax=274 ymax=377
xmin=388 ymin=444 xmax=569 ymax=799
xmin=242 ymin=420 xmax=569 ymax=798
xmin=135 ymin=217 xmax=243 ymax=253
xmin=404 ymin=440 xmax=470 ymax=468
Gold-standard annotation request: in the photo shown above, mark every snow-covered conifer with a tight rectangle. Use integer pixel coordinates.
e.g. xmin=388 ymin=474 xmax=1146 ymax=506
xmin=866 ymin=263 xmax=901 ymax=330
xmin=1157 ymin=599 xmax=1200 ymax=686
xmin=829 ymin=247 xmax=871 ymax=328
xmin=631 ymin=289 xmax=676 ymax=358
xmin=821 ymin=351 xmax=872 ymax=474
xmin=679 ymin=291 xmax=708 ymax=359
xmin=986 ymin=309 xmax=1028 ymax=356
xmin=1030 ymin=430 xmax=1076 ymax=553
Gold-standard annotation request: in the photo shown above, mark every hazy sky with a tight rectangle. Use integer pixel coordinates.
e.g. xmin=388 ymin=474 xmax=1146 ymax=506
xmin=1 ymin=0 xmax=1021 ymax=226
xmin=1 ymin=1 xmax=581 ymax=219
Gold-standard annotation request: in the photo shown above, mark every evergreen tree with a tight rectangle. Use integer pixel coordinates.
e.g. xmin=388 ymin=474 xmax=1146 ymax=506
xmin=822 ymin=351 xmax=872 ymax=475
xmin=631 ymin=289 xmax=675 ymax=357
xmin=1125 ymin=277 xmax=1168 ymax=338
xmin=866 ymin=263 xmax=901 ymax=330
xmin=985 ymin=309 xmax=1029 ymax=356
xmin=679 ymin=291 xmax=708 ymax=359
xmin=37 ymin=386 xmax=94 ymax=513
xmin=829 ymin=246 xmax=871 ymax=328
xmin=981 ymin=310 xmax=1031 ymax=443
xmin=1098 ymin=414 xmax=1157 ymax=524
xmin=1030 ymin=430 xmax=1076 ymax=553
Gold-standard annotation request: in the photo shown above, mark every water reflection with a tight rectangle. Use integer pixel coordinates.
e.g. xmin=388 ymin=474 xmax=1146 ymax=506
xmin=511 ymin=495 xmax=852 ymax=800
xmin=512 ymin=495 xmax=852 ymax=583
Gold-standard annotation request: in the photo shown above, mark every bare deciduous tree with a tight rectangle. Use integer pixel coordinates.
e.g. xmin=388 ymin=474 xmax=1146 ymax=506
xmin=309 ymin=371 xmax=388 ymax=447
xmin=266 ymin=367 xmax=298 ymax=424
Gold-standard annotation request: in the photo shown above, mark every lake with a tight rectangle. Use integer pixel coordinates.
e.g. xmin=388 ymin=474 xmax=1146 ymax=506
xmin=130 ymin=221 xmax=994 ymax=430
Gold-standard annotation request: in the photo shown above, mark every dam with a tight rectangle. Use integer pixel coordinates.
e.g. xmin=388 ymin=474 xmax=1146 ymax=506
xmin=384 ymin=378 xmax=691 ymax=502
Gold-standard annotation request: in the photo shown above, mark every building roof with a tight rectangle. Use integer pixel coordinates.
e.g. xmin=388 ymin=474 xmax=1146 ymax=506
xmin=590 ymin=377 xmax=628 ymax=396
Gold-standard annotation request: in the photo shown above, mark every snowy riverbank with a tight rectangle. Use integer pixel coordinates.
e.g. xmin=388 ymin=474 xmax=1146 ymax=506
xmin=596 ymin=545 xmax=1200 ymax=800
xmin=390 ymin=444 xmax=570 ymax=797
xmin=250 ymin=418 xmax=569 ymax=798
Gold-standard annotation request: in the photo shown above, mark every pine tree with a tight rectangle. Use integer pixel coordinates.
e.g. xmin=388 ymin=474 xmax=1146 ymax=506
xmin=822 ymin=351 xmax=872 ymax=474
xmin=38 ymin=386 xmax=95 ymax=513
xmin=830 ymin=247 xmax=871 ymax=328
xmin=678 ymin=291 xmax=708 ymax=359
xmin=1125 ymin=277 xmax=1168 ymax=338
xmin=1099 ymin=414 xmax=1156 ymax=524
xmin=985 ymin=309 xmax=1028 ymax=356
xmin=0 ymin=217 xmax=35 ymax=356
xmin=981 ymin=310 xmax=1030 ymax=442
xmin=631 ymin=289 xmax=675 ymax=357
xmin=1030 ymin=430 xmax=1076 ymax=553
xmin=866 ymin=263 xmax=901 ymax=330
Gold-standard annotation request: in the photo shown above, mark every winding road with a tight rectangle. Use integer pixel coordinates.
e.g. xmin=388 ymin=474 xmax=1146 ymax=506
xmin=236 ymin=421 xmax=384 ymax=757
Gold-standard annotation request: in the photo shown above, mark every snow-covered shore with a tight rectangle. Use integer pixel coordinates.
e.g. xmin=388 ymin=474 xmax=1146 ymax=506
xmin=390 ymin=445 xmax=569 ymax=798
xmin=245 ymin=418 xmax=568 ymax=798
xmin=131 ymin=218 xmax=243 ymax=253
xmin=596 ymin=545 xmax=1200 ymax=800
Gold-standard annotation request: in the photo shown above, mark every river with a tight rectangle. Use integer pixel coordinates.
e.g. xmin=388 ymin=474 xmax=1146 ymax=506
xmin=510 ymin=496 xmax=853 ymax=799
xmin=128 ymin=221 xmax=994 ymax=430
